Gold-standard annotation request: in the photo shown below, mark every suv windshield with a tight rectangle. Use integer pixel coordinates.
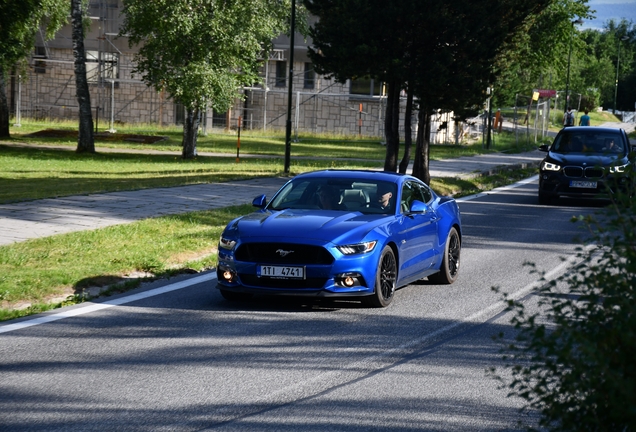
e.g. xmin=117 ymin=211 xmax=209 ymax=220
xmin=551 ymin=130 xmax=625 ymax=155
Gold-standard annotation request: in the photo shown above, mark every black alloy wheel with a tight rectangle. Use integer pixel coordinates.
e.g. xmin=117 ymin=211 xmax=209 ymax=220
xmin=428 ymin=227 xmax=461 ymax=284
xmin=364 ymin=245 xmax=397 ymax=308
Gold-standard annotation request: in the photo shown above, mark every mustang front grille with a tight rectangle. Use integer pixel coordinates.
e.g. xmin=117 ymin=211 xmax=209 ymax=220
xmin=239 ymin=274 xmax=328 ymax=289
xmin=235 ymin=243 xmax=334 ymax=265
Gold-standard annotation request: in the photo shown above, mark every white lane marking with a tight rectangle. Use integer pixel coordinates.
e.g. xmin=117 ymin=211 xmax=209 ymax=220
xmin=457 ymin=175 xmax=538 ymax=202
xmin=0 ymin=273 xmax=217 ymax=334
xmin=229 ymin=253 xmax=582 ymax=414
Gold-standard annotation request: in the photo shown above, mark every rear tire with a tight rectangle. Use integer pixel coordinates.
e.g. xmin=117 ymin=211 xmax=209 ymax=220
xmin=428 ymin=227 xmax=461 ymax=285
xmin=362 ymin=246 xmax=397 ymax=308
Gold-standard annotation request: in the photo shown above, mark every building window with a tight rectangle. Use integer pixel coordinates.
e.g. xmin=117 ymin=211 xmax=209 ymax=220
xmin=304 ymin=63 xmax=315 ymax=89
xmin=86 ymin=50 xmax=119 ymax=85
xmin=275 ymin=61 xmax=286 ymax=87
xmin=350 ymin=78 xmax=383 ymax=96
xmin=33 ymin=46 xmax=47 ymax=74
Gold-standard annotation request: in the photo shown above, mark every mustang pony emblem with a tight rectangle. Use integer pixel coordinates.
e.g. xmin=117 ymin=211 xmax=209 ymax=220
xmin=276 ymin=249 xmax=294 ymax=257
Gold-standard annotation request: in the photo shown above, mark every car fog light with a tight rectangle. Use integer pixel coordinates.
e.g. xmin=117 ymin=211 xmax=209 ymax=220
xmin=222 ymin=270 xmax=234 ymax=282
xmin=336 ymin=272 xmax=362 ymax=288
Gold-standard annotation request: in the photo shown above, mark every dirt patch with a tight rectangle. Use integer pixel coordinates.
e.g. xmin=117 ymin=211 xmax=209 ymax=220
xmin=28 ymin=128 xmax=168 ymax=144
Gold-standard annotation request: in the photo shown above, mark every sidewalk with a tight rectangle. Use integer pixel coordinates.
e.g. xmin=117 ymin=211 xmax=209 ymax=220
xmin=0 ymin=149 xmax=545 ymax=246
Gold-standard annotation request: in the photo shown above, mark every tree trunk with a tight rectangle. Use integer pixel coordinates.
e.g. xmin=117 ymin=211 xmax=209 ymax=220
xmin=182 ymin=107 xmax=200 ymax=159
xmin=71 ymin=0 xmax=95 ymax=153
xmin=383 ymin=80 xmax=401 ymax=172
xmin=412 ymin=107 xmax=431 ymax=185
xmin=398 ymin=91 xmax=413 ymax=174
xmin=0 ymin=65 xmax=10 ymax=139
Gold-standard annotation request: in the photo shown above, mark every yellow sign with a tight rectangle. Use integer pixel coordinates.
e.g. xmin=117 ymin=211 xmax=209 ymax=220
xmin=532 ymin=91 xmax=540 ymax=101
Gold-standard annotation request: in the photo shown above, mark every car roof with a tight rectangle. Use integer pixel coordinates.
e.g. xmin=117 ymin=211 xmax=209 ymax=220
xmin=293 ymin=169 xmax=413 ymax=183
xmin=558 ymin=126 xmax=626 ymax=135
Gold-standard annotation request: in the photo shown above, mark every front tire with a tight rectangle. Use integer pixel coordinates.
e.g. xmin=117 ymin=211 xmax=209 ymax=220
xmin=428 ymin=227 xmax=461 ymax=284
xmin=363 ymin=245 xmax=397 ymax=308
xmin=538 ymin=190 xmax=551 ymax=205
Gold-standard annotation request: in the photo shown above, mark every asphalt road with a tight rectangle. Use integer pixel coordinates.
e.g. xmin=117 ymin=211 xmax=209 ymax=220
xmin=0 ymin=177 xmax=605 ymax=431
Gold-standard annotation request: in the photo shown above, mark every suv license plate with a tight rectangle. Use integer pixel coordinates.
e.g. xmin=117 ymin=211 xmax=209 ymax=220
xmin=257 ymin=265 xmax=305 ymax=279
xmin=570 ymin=180 xmax=597 ymax=189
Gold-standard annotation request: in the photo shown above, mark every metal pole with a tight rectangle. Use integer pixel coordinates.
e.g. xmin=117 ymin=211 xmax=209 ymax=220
xmin=564 ymin=19 xmax=583 ymax=112
xmin=108 ymin=79 xmax=116 ymax=133
xmin=613 ymin=37 xmax=627 ymax=114
xmin=284 ymin=0 xmax=296 ymax=174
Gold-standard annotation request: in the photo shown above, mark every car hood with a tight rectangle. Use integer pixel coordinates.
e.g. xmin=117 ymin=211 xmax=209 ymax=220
xmin=230 ymin=209 xmax=389 ymax=245
xmin=547 ymin=152 xmax=627 ymax=166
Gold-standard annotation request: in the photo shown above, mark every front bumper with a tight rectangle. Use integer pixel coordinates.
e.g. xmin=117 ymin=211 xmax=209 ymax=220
xmin=539 ymin=171 xmax=633 ymax=199
xmin=215 ymin=246 xmax=381 ymax=298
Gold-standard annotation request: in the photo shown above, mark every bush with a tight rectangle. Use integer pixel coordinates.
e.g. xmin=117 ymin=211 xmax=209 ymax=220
xmin=492 ymin=190 xmax=636 ymax=431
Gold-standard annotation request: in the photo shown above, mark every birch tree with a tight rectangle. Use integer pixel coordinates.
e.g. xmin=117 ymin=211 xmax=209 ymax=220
xmin=121 ymin=0 xmax=293 ymax=159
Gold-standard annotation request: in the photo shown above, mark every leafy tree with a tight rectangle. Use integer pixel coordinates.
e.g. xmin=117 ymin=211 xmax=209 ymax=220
xmin=0 ymin=0 xmax=67 ymax=139
xmin=305 ymin=0 xmax=408 ymax=172
xmin=71 ymin=0 xmax=95 ymax=153
xmin=492 ymin=190 xmax=636 ymax=430
xmin=491 ymin=0 xmax=592 ymax=108
xmin=120 ymin=0 xmax=293 ymax=159
xmin=306 ymin=0 xmax=550 ymax=182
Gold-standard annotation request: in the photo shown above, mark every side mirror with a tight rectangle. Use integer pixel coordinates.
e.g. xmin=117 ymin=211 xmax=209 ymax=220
xmin=252 ymin=194 xmax=267 ymax=208
xmin=539 ymin=144 xmax=549 ymax=152
xmin=410 ymin=200 xmax=429 ymax=213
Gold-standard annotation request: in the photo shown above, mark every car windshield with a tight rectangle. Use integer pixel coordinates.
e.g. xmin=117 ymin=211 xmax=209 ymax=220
xmin=551 ymin=130 xmax=625 ymax=155
xmin=268 ymin=177 xmax=397 ymax=214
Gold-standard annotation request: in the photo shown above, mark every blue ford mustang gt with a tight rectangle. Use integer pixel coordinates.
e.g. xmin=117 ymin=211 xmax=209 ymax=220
xmin=216 ymin=170 xmax=462 ymax=307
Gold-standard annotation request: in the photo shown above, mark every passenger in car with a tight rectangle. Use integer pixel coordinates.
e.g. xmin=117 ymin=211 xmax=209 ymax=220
xmin=317 ymin=185 xmax=345 ymax=210
xmin=603 ymin=139 xmax=622 ymax=152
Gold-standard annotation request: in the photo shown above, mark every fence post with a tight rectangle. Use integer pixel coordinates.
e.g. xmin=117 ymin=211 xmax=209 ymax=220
xmin=13 ymin=75 xmax=22 ymax=127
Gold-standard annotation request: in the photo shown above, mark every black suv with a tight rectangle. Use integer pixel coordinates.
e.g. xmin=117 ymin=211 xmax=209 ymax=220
xmin=538 ymin=127 xmax=634 ymax=204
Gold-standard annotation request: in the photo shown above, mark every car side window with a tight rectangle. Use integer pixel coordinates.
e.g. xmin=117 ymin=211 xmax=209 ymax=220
xmin=401 ymin=181 xmax=428 ymax=213
xmin=414 ymin=182 xmax=432 ymax=203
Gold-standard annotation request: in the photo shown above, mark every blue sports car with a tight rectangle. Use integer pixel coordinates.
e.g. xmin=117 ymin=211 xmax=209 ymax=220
xmin=216 ymin=170 xmax=462 ymax=307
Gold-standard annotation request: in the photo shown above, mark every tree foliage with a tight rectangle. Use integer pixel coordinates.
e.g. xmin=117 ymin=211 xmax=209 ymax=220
xmin=120 ymin=0 xmax=294 ymax=159
xmin=492 ymin=188 xmax=636 ymax=430
xmin=0 ymin=0 xmax=68 ymax=138
xmin=306 ymin=0 xmax=550 ymax=182
xmin=492 ymin=0 xmax=591 ymax=106
xmin=572 ymin=20 xmax=636 ymax=111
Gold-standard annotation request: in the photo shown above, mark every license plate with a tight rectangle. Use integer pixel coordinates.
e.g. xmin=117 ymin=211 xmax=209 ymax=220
xmin=570 ymin=180 xmax=597 ymax=189
xmin=257 ymin=265 xmax=305 ymax=279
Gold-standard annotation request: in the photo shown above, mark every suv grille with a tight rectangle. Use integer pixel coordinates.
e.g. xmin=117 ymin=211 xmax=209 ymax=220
xmin=235 ymin=242 xmax=334 ymax=265
xmin=563 ymin=166 xmax=604 ymax=178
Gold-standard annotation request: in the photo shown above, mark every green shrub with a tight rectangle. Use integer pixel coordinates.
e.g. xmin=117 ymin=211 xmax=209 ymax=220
xmin=492 ymin=189 xmax=636 ymax=431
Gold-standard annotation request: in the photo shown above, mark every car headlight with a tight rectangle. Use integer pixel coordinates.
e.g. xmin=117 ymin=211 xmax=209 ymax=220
xmin=337 ymin=240 xmax=377 ymax=255
xmin=219 ymin=236 xmax=237 ymax=250
xmin=541 ymin=161 xmax=561 ymax=171
xmin=609 ymin=163 xmax=629 ymax=174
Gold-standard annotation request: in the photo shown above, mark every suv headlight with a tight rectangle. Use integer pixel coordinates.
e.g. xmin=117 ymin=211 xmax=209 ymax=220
xmin=541 ymin=161 xmax=561 ymax=171
xmin=337 ymin=241 xmax=377 ymax=255
xmin=219 ymin=236 xmax=237 ymax=250
xmin=609 ymin=163 xmax=629 ymax=174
